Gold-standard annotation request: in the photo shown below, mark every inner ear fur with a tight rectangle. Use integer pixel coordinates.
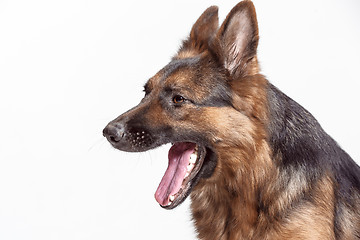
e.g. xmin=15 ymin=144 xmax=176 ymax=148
xmin=213 ymin=0 xmax=259 ymax=78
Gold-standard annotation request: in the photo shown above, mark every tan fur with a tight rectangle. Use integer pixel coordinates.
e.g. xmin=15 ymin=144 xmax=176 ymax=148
xmin=263 ymin=174 xmax=336 ymax=240
xmin=177 ymin=49 xmax=199 ymax=59
xmin=336 ymin=194 xmax=360 ymax=239
xmin=189 ymin=75 xmax=275 ymax=240
xmin=104 ymin=1 xmax=359 ymax=239
xmin=181 ymin=2 xmax=347 ymax=238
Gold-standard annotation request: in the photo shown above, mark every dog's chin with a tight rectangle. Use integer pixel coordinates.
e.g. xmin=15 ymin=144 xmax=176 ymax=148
xmin=154 ymin=142 xmax=208 ymax=210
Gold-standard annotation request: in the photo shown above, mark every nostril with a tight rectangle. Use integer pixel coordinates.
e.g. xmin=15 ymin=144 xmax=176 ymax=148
xmin=109 ymin=135 xmax=119 ymax=143
xmin=103 ymin=123 xmax=124 ymax=144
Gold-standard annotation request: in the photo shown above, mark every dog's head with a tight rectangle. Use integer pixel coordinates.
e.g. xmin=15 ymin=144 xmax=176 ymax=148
xmin=103 ymin=1 xmax=265 ymax=209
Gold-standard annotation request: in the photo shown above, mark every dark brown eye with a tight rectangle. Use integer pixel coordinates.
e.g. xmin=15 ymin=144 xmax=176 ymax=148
xmin=173 ymin=95 xmax=186 ymax=104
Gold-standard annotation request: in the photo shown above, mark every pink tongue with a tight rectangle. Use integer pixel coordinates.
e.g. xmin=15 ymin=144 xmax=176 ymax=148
xmin=155 ymin=142 xmax=196 ymax=206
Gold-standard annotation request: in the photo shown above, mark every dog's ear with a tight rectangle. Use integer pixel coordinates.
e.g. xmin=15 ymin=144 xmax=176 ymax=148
xmin=180 ymin=6 xmax=219 ymax=54
xmin=215 ymin=0 xmax=259 ymax=78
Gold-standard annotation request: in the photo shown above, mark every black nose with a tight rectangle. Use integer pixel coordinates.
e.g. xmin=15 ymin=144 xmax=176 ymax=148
xmin=103 ymin=123 xmax=124 ymax=145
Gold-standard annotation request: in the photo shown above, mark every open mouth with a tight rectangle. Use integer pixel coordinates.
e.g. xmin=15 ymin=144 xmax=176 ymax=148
xmin=154 ymin=142 xmax=206 ymax=209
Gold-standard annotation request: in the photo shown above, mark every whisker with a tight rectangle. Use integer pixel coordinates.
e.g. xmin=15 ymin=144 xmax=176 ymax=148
xmin=88 ymin=137 xmax=108 ymax=152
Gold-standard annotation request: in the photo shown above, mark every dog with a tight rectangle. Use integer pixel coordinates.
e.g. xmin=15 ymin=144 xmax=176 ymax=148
xmin=103 ymin=1 xmax=360 ymax=239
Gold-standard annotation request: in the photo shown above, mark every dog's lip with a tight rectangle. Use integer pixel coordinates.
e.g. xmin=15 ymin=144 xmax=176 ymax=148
xmin=160 ymin=143 xmax=206 ymax=209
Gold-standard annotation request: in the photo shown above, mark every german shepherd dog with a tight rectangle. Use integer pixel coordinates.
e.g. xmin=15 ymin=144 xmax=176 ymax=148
xmin=103 ymin=1 xmax=360 ymax=239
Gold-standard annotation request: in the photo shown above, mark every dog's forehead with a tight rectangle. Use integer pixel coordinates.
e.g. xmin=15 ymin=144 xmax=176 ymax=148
xmin=163 ymin=57 xmax=200 ymax=78
xmin=146 ymin=57 xmax=201 ymax=89
xmin=144 ymin=55 xmax=232 ymax=106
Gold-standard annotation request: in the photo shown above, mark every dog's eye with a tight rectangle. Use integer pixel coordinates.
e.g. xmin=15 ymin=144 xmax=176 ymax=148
xmin=173 ymin=95 xmax=186 ymax=104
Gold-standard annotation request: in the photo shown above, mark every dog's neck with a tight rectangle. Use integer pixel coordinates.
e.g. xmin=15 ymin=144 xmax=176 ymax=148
xmin=190 ymin=141 xmax=274 ymax=240
xmin=189 ymin=82 xmax=340 ymax=239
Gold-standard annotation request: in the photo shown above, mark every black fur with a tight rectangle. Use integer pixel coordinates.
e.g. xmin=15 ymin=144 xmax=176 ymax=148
xmin=267 ymin=84 xmax=360 ymax=236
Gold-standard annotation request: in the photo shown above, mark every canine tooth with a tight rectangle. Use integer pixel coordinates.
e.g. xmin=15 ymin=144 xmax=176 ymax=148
xmin=169 ymin=195 xmax=175 ymax=202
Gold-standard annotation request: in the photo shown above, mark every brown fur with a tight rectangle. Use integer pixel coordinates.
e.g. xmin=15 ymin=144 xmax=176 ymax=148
xmin=103 ymin=1 xmax=360 ymax=239
xmin=179 ymin=1 xmax=359 ymax=239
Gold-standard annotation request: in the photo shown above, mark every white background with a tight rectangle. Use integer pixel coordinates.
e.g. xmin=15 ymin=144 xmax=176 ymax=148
xmin=0 ymin=0 xmax=359 ymax=239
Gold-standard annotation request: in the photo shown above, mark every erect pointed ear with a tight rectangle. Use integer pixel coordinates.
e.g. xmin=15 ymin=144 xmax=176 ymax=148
xmin=180 ymin=6 xmax=219 ymax=54
xmin=216 ymin=0 xmax=259 ymax=77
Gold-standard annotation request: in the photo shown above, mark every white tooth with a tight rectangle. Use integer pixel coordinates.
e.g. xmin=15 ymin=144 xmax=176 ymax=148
xmin=189 ymin=153 xmax=197 ymax=164
xmin=185 ymin=172 xmax=189 ymax=178
xmin=187 ymin=164 xmax=193 ymax=172
xmin=169 ymin=195 xmax=175 ymax=202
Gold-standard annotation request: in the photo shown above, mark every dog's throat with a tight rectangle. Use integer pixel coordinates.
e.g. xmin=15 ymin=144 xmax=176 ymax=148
xmin=154 ymin=142 xmax=198 ymax=206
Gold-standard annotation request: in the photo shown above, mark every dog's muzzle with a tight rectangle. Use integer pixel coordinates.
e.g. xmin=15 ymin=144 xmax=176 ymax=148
xmin=103 ymin=121 xmax=155 ymax=152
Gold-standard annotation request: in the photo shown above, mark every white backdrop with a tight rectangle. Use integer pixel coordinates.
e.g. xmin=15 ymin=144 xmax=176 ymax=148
xmin=0 ymin=0 xmax=359 ymax=239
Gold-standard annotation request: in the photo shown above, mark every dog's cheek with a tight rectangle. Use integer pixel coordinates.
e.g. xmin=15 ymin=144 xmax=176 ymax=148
xmin=196 ymin=107 xmax=257 ymax=147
